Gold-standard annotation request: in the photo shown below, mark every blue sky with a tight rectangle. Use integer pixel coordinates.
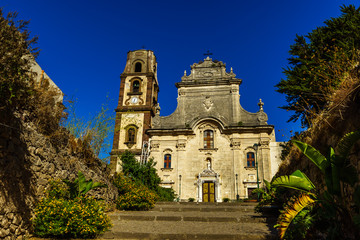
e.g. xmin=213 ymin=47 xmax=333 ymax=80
xmin=2 ymin=0 xmax=359 ymax=155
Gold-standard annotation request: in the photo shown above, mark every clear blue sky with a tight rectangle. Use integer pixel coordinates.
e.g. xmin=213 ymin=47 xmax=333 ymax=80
xmin=2 ymin=0 xmax=359 ymax=152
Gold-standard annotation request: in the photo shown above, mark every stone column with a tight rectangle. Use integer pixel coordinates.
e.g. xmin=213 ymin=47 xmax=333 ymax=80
xmin=231 ymin=137 xmax=241 ymax=200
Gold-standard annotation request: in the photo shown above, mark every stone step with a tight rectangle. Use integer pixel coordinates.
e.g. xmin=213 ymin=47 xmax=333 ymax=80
xmin=109 ymin=212 xmax=276 ymax=224
xmin=152 ymin=206 xmax=257 ymax=213
xmin=155 ymin=201 xmax=258 ymax=206
xmin=100 ymin=221 xmax=277 ymax=240
xmin=100 ymin=202 xmax=278 ymax=240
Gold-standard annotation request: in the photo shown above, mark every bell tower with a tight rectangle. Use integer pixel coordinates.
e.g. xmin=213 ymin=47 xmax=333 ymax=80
xmin=110 ymin=49 xmax=159 ymax=173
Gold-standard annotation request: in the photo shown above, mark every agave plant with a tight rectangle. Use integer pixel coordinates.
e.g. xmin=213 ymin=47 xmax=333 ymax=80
xmin=272 ymin=130 xmax=360 ymax=239
xmin=63 ymin=171 xmax=107 ymax=199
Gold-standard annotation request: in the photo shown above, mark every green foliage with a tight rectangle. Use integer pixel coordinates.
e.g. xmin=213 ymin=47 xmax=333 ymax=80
xmin=62 ymin=171 xmax=107 ymax=199
xmin=120 ymin=151 xmax=176 ymax=201
xmin=292 ymin=140 xmax=329 ymax=173
xmin=276 ymin=4 xmax=360 ymax=127
xmin=112 ymin=173 xmax=157 ymax=210
xmin=0 ymin=8 xmax=39 ymax=109
xmin=275 ymin=193 xmax=316 ymax=239
xmin=188 ymin=197 xmax=195 ymax=202
xmin=272 ymin=170 xmax=316 ymax=192
xmin=222 ymin=197 xmax=230 ymax=202
xmin=254 ymin=179 xmax=287 ymax=212
xmin=32 ymin=179 xmax=111 ymax=238
xmin=273 ymin=130 xmax=360 ymax=239
xmin=45 ymin=179 xmax=70 ymax=199
xmin=112 ymin=152 xmax=176 ymax=210
xmin=282 ymin=205 xmax=315 ymax=240
xmin=33 ymin=196 xmax=111 ymax=238
xmin=156 ymin=187 xmax=176 ymax=202
xmin=63 ymin=97 xmax=115 ymax=161
xmin=121 ymin=151 xmax=161 ymax=191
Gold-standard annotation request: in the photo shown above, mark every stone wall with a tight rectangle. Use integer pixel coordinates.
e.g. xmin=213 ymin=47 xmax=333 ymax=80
xmin=0 ymin=111 xmax=118 ymax=240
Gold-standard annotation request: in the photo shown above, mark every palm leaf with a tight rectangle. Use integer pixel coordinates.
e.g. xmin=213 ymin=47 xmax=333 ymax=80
xmin=272 ymin=170 xmax=315 ymax=192
xmin=329 ymin=147 xmax=341 ymax=196
xmin=264 ymin=179 xmax=271 ymax=192
xmin=292 ymin=140 xmax=329 ymax=173
xmin=336 ymin=130 xmax=360 ymax=159
xmin=276 ymin=193 xmax=316 ymax=239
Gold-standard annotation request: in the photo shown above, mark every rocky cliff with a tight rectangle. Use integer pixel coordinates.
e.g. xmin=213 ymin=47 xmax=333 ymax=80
xmin=0 ymin=109 xmax=118 ymax=239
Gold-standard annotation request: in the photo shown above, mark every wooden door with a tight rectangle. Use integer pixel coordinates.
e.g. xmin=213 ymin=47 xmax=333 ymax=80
xmin=202 ymin=181 xmax=215 ymax=202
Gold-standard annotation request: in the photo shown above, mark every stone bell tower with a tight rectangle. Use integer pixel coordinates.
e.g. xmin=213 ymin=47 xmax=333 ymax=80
xmin=110 ymin=49 xmax=159 ymax=173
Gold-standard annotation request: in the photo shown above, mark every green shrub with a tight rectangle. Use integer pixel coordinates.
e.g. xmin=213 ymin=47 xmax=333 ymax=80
xmin=116 ymin=186 xmax=157 ymax=211
xmin=45 ymin=179 xmax=70 ymax=199
xmin=118 ymin=152 xmax=176 ymax=202
xmin=33 ymin=196 xmax=111 ymax=238
xmin=188 ymin=198 xmax=195 ymax=202
xmin=32 ymin=178 xmax=111 ymax=238
xmin=223 ymin=198 xmax=230 ymax=202
xmin=157 ymin=187 xmax=176 ymax=202
xmin=113 ymin=173 xmax=157 ymax=211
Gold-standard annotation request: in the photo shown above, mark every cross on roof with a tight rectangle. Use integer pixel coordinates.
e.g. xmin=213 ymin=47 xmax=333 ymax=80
xmin=203 ymin=50 xmax=213 ymax=57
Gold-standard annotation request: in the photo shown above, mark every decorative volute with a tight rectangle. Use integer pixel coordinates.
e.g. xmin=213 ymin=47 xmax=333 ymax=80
xmin=179 ymin=56 xmax=239 ymax=85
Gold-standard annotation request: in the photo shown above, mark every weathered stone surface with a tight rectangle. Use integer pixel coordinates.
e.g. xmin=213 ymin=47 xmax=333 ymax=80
xmin=0 ymin=108 xmax=118 ymax=239
xmin=0 ymin=229 xmax=9 ymax=238
xmin=6 ymin=213 xmax=14 ymax=220
xmin=9 ymin=224 xmax=16 ymax=233
xmin=37 ymin=178 xmax=48 ymax=186
xmin=12 ymin=215 xmax=21 ymax=226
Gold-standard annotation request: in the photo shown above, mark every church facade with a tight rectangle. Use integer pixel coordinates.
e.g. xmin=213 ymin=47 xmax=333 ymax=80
xmin=110 ymin=49 xmax=282 ymax=202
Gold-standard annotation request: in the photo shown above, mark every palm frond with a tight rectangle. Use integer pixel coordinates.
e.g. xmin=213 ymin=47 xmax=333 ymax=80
xmin=336 ymin=130 xmax=360 ymax=159
xmin=292 ymin=140 xmax=329 ymax=172
xmin=272 ymin=170 xmax=315 ymax=192
xmin=276 ymin=193 xmax=316 ymax=239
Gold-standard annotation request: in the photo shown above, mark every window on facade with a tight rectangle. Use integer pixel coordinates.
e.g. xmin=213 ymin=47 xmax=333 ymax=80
xmin=132 ymin=81 xmax=140 ymax=92
xmin=127 ymin=128 xmax=136 ymax=143
xmin=164 ymin=154 xmax=171 ymax=168
xmin=135 ymin=62 xmax=142 ymax=72
xmin=247 ymin=152 xmax=255 ymax=167
xmin=203 ymin=130 xmax=214 ymax=148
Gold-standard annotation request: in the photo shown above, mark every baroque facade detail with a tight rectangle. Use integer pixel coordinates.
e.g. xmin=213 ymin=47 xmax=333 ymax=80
xmin=111 ymin=50 xmax=283 ymax=202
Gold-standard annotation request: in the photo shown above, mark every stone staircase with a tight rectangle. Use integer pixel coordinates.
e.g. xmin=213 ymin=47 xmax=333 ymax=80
xmin=99 ymin=202 xmax=278 ymax=240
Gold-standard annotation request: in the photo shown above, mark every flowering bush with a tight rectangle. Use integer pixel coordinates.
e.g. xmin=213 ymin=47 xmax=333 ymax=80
xmin=32 ymin=179 xmax=111 ymax=238
xmin=113 ymin=173 xmax=157 ymax=210
xmin=116 ymin=186 xmax=157 ymax=211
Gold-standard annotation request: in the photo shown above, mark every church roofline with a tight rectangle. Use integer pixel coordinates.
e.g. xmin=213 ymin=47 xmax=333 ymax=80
xmin=147 ymin=125 xmax=274 ymax=136
xmin=175 ymin=79 xmax=242 ymax=88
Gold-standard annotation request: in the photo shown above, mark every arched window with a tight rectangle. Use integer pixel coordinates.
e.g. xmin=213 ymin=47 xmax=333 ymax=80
xmin=247 ymin=152 xmax=255 ymax=167
xmin=132 ymin=80 xmax=140 ymax=93
xmin=135 ymin=62 xmax=142 ymax=72
xmin=127 ymin=128 xmax=136 ymax=143
xmin=203 ymin=130 xmax=214 ymax=148
xmin=164 ymin=154 xmax=171 ymax=168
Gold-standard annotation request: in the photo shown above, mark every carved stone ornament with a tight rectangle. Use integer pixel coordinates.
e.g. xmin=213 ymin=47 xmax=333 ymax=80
xmin=152 ymin=116 xmax=160 ymax=127
xmin=257 ymin=112 xmax=268 ymax=123
xmin=176 ymin=139 xmax=186 ymax=150
xmin=230 ymin=138 xmax=241 ymax=149
xmin=151 ymin=141 xmax=160 ymax=151
xmin=260 ymin=140 xmax=270 ymax=148
xmin=155 ymin=103 xmax=161 ymax=115
xmin=200 ymin=168 xmax=217 ymax=177
xmin=203 ymin=97 xmax=213 ymax=111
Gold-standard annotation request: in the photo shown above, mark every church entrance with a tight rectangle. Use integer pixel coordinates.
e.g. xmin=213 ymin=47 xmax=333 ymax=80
xmin=202 ymin=181 xmax=215 ymax=202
